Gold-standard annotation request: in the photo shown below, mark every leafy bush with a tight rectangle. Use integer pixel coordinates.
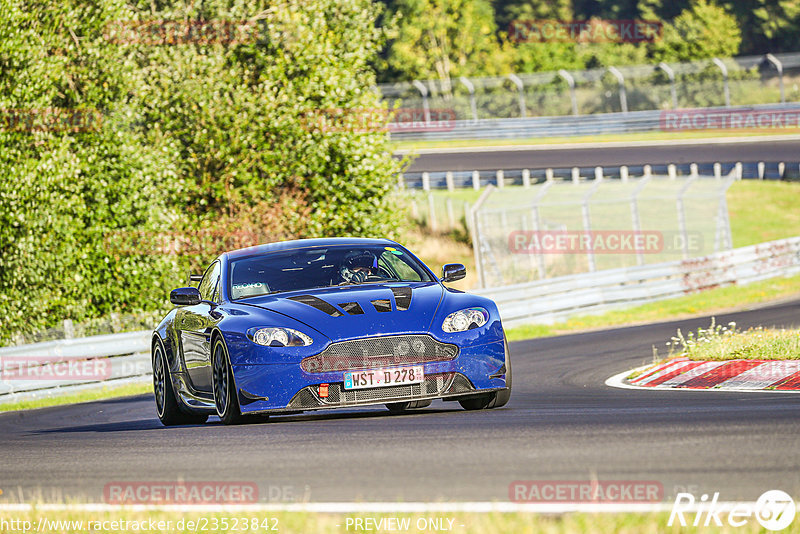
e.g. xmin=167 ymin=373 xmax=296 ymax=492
xmin=0 ymin=0 xmax=404 ymax=344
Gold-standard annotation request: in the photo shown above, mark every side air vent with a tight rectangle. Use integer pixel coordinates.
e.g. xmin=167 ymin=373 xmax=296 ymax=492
xmin=288 ymin=295 xmax=343 ymax=317
xmin=338 ymin=302 xmax=364 ymax=315
xmin=371 ymin=299 xmax=392 ymax=313
xmin=390 ymin=287 xmax=412 ymax=311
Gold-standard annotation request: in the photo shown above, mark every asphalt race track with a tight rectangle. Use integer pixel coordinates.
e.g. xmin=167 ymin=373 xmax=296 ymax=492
xmin=402 ymin=138 xmax=800 ymax=172
xmin=2 ymin=299 xmax=800 ymax=504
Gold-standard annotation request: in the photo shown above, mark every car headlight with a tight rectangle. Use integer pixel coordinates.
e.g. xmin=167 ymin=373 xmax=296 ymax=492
xmin=247 ymin=327 xmax=313 ymax=347
xmin=442 ymin=307 xmax=489 ymax=333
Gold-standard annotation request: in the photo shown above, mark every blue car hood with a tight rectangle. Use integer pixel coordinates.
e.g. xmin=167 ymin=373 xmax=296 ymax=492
xmin=238 ymin=282 xmax=445 ymax=341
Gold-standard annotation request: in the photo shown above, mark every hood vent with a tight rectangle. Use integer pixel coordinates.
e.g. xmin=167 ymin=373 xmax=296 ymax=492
xmin=371 ymin=299 xmax=392 ymax=313
xmin=288 ymin=295 xmax=344 ymax=317
xmin=338 ymin=302 xmax=364 ymax=315
xmin=390 ymin=287 xmax=412 ymax=311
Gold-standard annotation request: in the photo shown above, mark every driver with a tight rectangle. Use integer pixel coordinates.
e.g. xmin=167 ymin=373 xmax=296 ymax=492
xmin=340 ymin=249 xmax=379 ymax=284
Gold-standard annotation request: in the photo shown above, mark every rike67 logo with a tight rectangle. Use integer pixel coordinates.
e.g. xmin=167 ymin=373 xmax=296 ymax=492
xmin=669 ymin=490 xmax=796 ymax=531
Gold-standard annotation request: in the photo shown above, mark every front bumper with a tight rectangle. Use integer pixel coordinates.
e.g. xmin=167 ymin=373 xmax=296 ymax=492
xmin=232 ymin=338 xmax=507 ymax=415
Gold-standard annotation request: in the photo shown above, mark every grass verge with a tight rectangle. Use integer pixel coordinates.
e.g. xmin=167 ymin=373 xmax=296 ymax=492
xmin=392 ymin=129 xmax=800 ymax=152
xmin=0 ymin=509 xmax=771 ymax=533
xmin=0 ymin=381 xmax=151 ymax=414
xmin=665 ymin=320 xmax=800 ymax=362
xmin=505 ymin=273 xmax=800 ymax=342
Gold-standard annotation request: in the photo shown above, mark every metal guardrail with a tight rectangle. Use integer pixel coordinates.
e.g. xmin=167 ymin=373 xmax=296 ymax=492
xmin=0 ymin=330 xmax=151 ymax=403
xmin=399 ymin=160 xmax=800 ymax=191
xmin=389 ymin=102 xmax=800 ymax=142
xmin=1 ymin=237 xmax=798 ymax=402
xmin=474 ymin=236 xmax=800 ymax=327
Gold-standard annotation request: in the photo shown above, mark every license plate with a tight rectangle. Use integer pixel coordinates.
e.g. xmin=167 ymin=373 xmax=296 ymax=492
xmin=343 ymin=366 xmax=424 ymax=390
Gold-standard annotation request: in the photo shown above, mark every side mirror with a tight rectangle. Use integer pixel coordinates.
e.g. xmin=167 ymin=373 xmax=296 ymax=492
xmin=170 ymin=287 xmax=201 ymax=306
xmin=441 ymin=263 xmax=466 ymax=283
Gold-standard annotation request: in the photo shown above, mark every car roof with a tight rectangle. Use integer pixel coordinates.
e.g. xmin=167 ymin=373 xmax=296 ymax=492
xmin=225 ymin=237 xmax=398 ymax=260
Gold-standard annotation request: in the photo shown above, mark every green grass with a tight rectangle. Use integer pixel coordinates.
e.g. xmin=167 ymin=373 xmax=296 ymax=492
xmin=0 ymin=509 xmax=773 ymax=533
xmin=392 ymin=129 xmax=800 ymax=152
xmin=665 ymin=320 xmax=800 ymax=361
xmin=728 ymin=181 xmax=800 ymax=247
xmin=505 ymin=273 xmax=800 ymax=342
xmin=0 ymin=381 xmax=151 ymax=413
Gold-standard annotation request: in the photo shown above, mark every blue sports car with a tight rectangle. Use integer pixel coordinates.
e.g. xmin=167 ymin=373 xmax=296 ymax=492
xmin=152 ymin=238 xmax=511 ymax=425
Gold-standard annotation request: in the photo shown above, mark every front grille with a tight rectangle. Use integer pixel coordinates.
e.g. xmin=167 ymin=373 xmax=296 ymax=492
xmin=301 ymin=335 xmax=458 ymax=373
xmin=287 ymin=372 xmax=476 ymax=409
xmin=324 ymin=373 xmax=454 ymax=404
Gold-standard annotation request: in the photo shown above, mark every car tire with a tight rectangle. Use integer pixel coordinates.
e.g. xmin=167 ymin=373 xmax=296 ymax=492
xmin=153 ymin=342 xmax=208 ymax=426
xmin=386 ymin=399 xmax=432 ymax=414
xmin=212 ymin=336 xmax=244 ymax=425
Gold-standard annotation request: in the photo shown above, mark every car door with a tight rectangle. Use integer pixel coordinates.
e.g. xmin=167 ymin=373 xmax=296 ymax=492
xmin=175 ymin=261 xmax=221 ymax=394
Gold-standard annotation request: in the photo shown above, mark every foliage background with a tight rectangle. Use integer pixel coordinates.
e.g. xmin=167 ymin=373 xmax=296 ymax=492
xmin=0 ymin=0 xmax=403 ymax=344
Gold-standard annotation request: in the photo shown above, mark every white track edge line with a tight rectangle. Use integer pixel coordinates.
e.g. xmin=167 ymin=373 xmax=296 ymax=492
xmin=0 ymin=502 xmax=763 ymax=513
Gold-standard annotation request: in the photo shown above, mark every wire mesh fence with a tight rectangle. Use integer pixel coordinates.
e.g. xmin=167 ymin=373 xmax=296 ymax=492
xmin=378 ymin=52 xmax=800 ymax=122
xmin=470 ymin=174 xmax=735 ymax=288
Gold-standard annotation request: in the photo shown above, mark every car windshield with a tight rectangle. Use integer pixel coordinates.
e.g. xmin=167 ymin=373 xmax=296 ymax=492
xmin=229 ymin=244 xmax=435 ymax=299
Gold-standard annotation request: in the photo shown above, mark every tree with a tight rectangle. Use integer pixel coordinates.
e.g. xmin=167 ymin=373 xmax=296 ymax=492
xmin=651 ymin=0 xmax=741 ymax=62
xmin=383 ymin=0 xmax=514 ymax=84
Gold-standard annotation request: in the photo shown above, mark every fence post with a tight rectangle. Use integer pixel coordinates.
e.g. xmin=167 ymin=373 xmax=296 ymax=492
xmin=508 ymin=74 xmax=527 ymax=118
xmin=758 ymin=161 xmax=765 ymax=179
xmin=644 ymin=164 xmax=652 ymax=178
xmin=764 ymin=54 xmax=785 ymax=104
xmin=690 ymin=163 xmax=699 ymax=178
xmin=411 ymin=80 xmax=431 ymax=123
xmin=558 ymin=69 xmax=578 ymax=116
xmin=445 ymin=171 xmax=455 ymax=192
xmin=522 ymin=169 xmax=531 ymax=188
xmin=397 ymin=173 xmax=405 ymax=189
xmin=546 ymin=168 xmax=554 ymax=182
xmin=472 ymin=170 xmax=480 ymax=190
xmin=657 ymin=62 xmax=678 ymax=109
xmin=607 ymin=66 xmax=628 ymax=113
xmin=470 ymin=186 xmax=497 ymax=289
xmin=496 ymin=169 xmax=504 ymax=188
xmin=712 ymin=58 xmax=731 ymax=107
xmin=676 ymin=176 xmax=699 ymax=259
xmin=630 ymin=176 xmax=652 ymax=266
xmin=668 ymin=164 xmax=676 ymax=180
xmin=64 ymin=319 xmax=75 ymax=339
xmin=714 ymin=162 xmax=722 ymax=180
xmin=459 ymin=76 xmax=479 ymax=122
xmin=620 ymin=165 xmax=629 ymax=182
xmin=582 ymin=180 xmax=603 ymax=272
xmin=422 ymin=171 xmax=431 ymax=192
xmin=411 ymin=199 xmax=419 ymax=219
xmin=427 ymin=193 xmax=437 ymax=231
xmin=779 ymin=161 xmax=785 ymax=179
xmin=735 ymin=162 xmax=742 ymax=180
xmin=446 ymin=197 xmax=456 ymax=229
xmin=571 ymin=167 xmax=580 ymax=184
